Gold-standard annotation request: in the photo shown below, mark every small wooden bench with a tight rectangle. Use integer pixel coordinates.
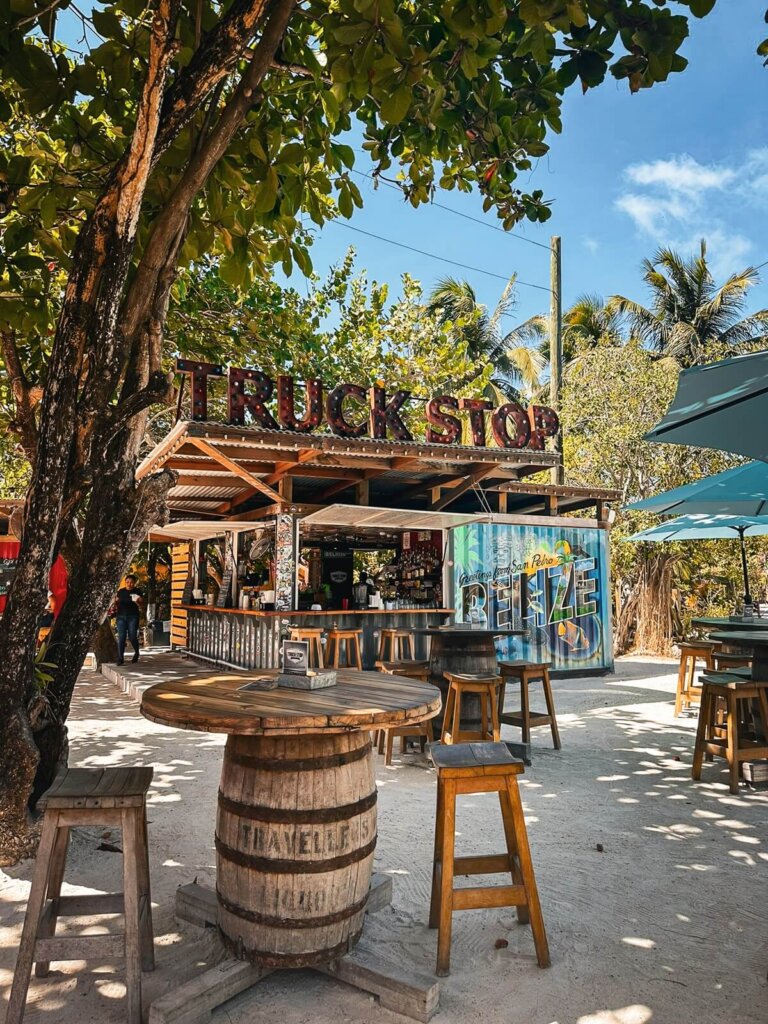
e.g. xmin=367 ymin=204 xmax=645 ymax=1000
xmin=7 ymin=766 xmax=155 ymax=1024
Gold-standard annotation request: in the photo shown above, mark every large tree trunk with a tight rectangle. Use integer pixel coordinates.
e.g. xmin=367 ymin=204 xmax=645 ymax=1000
xmin=30 ymin=438 xmax=176 ymax=805
xmin=0 ymin=0 xmax=293 ymax=864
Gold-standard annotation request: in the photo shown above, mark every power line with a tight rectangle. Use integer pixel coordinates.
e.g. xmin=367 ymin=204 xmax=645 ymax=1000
xmin=327 ymin=219 xmax=551 ymax=292
xmin=350 ymin=165 xmax=553 ymax=252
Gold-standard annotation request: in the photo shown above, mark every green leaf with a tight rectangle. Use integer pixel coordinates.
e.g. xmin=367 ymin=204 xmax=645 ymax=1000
xmin=40 ymin=190 xmax=57 ymax=229
xmin=338 ymin=185 xmax=353 ymax=219
xmin=91 ymin=8 xmax=125 ymax=40
xmin=379 ymin=85 xmax=411 ymax=124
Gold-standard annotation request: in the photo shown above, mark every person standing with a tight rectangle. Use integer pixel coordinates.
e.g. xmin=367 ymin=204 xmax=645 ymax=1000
xmin=113 ymin=574 xmax=144 ymax=665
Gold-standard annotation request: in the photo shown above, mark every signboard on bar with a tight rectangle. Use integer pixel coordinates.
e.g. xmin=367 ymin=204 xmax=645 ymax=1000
xmin=175 ymin=359 xmax=559 ymax=452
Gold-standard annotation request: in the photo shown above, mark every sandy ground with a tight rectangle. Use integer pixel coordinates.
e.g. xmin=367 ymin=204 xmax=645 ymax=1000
xmin=1 ymin=655 xmax=767 ymax=1024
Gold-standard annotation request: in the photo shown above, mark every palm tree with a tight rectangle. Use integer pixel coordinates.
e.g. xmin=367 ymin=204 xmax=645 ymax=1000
xmin=608 ymin=241 xmax=768 ymax=367
xmin=517 ymin=293 xmax=626 ymax=369
xmin=427 ymin=276 xmax=544 ymax=402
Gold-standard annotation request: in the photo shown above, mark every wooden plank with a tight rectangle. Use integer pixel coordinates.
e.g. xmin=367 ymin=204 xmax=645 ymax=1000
xmin=320 ymin=941 xmax=440 ymax=1022
xmin=188 ymin=438 xmax=283 ymax=503
xmin=148 ymin=959 xmax=272 ymax=1024
xmin=450 ymin=885 xmax=526 ymax=911
xmin=34 ymin=933 xmax=125 ymax=961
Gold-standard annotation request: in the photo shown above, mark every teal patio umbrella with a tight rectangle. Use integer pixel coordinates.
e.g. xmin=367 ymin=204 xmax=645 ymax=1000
xmin=625 ymin=461 xmax=768 ymax=517
xmin=625 ymin=513 xmax=768 ymax=605
xmin=644 ymin=350 xmax=768 ymax=460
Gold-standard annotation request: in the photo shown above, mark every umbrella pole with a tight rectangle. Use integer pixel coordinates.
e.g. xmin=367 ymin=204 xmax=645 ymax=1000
xmin=738 ymin=527 xmax=752 ymax=606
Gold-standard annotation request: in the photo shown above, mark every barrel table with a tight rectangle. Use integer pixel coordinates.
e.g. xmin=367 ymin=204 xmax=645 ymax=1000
xmin=141 ymin=668 xmax=440 ymax=968
xmin=413 ymin=626 xmax=528 ymax=733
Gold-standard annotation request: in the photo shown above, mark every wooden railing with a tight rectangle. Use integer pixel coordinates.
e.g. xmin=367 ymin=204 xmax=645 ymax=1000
xmin=183 ymin=607 xmax=450 ymax=670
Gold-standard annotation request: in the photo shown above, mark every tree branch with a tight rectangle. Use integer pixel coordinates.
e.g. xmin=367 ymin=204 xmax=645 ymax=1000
xmin=153 ymin=0 xmax=273 ymax=159
xmin=120 ymin=0 xmax=296 ymax=351
xmin=0 ymin=328 xmax=39 ymax=463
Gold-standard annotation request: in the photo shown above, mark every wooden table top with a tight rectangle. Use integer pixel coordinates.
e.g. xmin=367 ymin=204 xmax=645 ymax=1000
xmin=693 ymin=616 xmax=768 ymax=630
xmin=708 ymin=630 xmax=768 ymax=645
xmin=140 ymin=668 xmax=441 ymax=736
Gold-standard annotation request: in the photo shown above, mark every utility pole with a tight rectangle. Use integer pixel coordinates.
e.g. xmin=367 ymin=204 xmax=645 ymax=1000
xmin=549 ymin=235 xmax=564 ymax=485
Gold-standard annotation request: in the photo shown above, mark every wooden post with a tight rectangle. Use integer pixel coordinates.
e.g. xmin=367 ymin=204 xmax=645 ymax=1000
xmin=549 ymin=236 xmax=564 ymax=486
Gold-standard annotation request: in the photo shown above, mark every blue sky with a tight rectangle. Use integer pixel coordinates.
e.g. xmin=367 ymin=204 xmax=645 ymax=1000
xmin=299 ymin=1 xmax=768 ymax=330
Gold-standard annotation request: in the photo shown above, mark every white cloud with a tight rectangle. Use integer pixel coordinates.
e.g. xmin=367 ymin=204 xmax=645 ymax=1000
xmin=615 ymin=150 xmax=765 ymax=277
xmin=624 ymin=155 xmax=736 ymax=194
xmin=583 ymin=236 xmax=599 ymax=253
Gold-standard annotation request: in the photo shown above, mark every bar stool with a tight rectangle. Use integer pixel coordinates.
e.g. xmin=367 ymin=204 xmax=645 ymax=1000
xmin=327 ymin=628 xmax=363 ymax=669
xmin=429 ymin=741 xmax=549 ymax=976
xmin=441 ymin=672 xmax=502 ymax=744
xmin=377 ymin=627 xmax=414 ymax=662
xmin=675 ymin=640 xmax=715 ymax=716
xmin=289 ymin=626 xmax=324 ymax=668
xmin=692 ymin=672 xmax=768 ymax=793
xmin=498 ymin=661 xmax=561 ymax=750
xmin=375 ymin=661 xmax=433 ymax=764
xmin=7 ymin=766 xmax=155 ymax=1024
xmin=712 ymin=650 xmax=752 ymax=673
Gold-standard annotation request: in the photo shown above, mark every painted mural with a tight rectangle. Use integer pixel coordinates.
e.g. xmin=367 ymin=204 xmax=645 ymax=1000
xmin=451 ymin=522 xmax=612 ymax=672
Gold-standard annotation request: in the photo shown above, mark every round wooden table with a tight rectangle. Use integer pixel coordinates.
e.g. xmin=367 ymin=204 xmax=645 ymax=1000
xmin=692 ymin=616 xmax=768 ymax=634
xmin=413 ymin=626 xmax=529 ymax=732
xmin=141 ymin=668 xmax=440 ymax=968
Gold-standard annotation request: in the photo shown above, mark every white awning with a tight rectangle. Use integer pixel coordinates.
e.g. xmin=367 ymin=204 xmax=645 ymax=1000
xmin=148 ymin=520 xmax=268 ymax=542
xmin=299 ymin=504 xmax=482 ymax=531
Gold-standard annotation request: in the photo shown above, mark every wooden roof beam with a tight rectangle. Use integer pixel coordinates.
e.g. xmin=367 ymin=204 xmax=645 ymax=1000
xmin=189 ymin=438 xmax=283 ymax=504
xmin=433 ymin=467 xmax=497 ymax=510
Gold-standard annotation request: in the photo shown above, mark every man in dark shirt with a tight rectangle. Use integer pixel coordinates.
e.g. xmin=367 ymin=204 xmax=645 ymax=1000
xmin=114 ymin=574 xmax=144 ymax=665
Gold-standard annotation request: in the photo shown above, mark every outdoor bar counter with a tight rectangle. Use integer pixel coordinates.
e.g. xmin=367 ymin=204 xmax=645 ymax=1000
xmin=183 ymin=605 xmax=452 ymax=671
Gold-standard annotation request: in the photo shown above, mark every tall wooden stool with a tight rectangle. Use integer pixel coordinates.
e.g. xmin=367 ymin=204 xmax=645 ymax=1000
xmin=675 ymin=640 xmax=714 ymax=716
xmin=289 ymin=627 xmax=324 ymax=668
xmin=498 ymin=661 xmax=561 ymax=750
xmin=7 ymin=767 xmax=155 ymax=1024
xmin=375 ymin=661 xmax=433 ymax=764
xmin=712 ymin=650 xmax=752 ymax=673
xmin=441 ymin=672 xmax=502 ymax=745
xmin=693 ymin=672 xmax=768 ymax=793
xmin=429 ymin=741 xmax=549 ymax=976
xmin=377 ymin=627 xmax=414 ymax=662
xmin=327 ymin=628 xmax=363 ymax=670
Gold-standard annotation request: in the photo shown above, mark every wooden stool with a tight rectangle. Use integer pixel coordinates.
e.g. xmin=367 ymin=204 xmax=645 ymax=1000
xmin=441 ymin=672 xmax=502 ymax=744
xmin=327 ymin=628 xmax=363 ymax=670
xmin=675 ymin=641 xmax=714 ymax=716
xmin=289 ymin=627 xmax=324 ymax=668
xmin=693 ymin=673 xmax=768 ymax=793
xmin=7 ymin=767 xmax=155 ymax=1024
xmin=498 ymin=661 xmax=561 ymax=750
xmin=712 ymin=650 xmax=752 ymax=673
xmin=375 ymin=661 xmax=433 ymax=763
xmin=377 ymin=628 xmax=414 ymax=662
xmin=429 ymin=741 xmax=549 ymax=976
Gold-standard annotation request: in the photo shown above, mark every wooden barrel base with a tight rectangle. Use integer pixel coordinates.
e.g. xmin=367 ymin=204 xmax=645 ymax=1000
xmin=216 ymin=731 xmax=376 ymax=967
